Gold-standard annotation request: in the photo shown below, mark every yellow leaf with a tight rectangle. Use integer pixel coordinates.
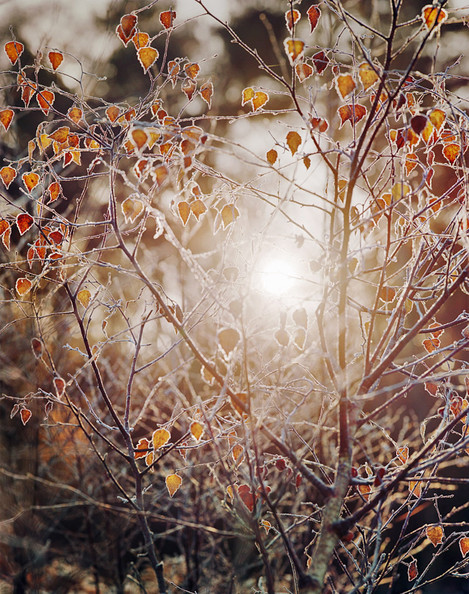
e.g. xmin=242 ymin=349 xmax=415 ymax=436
xmin=77 ymin=289 xmax=91 ymax=308
xmin=190 ymin=421 xmax=204 ymax=442
xmin=336 ymin=74 xmax=356 ymax=99
xmin=122 ymin=196 xmax=144 ymax=223
xmin=137 ymin=47 xmax=159 ymax=73
xmin=426 ymin=524 xmax=444 ymax=547
xmin=152 ymin=428 xmax=171 ymax=450
xmin=286 ymin=130 xmax=302 ymax=155
xmin=166 ymin=473 xmax=182 ymax=497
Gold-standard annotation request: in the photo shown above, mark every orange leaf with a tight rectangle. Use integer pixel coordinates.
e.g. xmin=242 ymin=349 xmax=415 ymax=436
xmin=218 ymin=327 xmax=240 ymax=356
xmin=54 ymin=377 xmax=66 ymax=397
xmin=336 ymin=74 xmax=356 ymax=99
xmin=422 ymin=5 xmax=448 ymax=30
xmin=338 ymin=104 xmax=367 ymax=127
xmin=137 ymin=47 xmax=159 ymax=73
xmin=220 ymin=204 xmax=239 ymax=229
xmin=20 ymin=407 xmax=32 ymax=425
xmin=459 ymin=537 xmax=469 ymax=557
xmin=190 ymin=421 xmax=204 ymax=442
xmin=238 ymin=484 xmax=256 ymax=512
xmin=378 ymin=286 xmax=396 ymax=302
xmin=232 ymin=444 xmax=244 ymax=463
xmin=358 ymin=484 xmax=372 ymax=501
xmin=0 ymin=166 xmax=16 ymax=188
xmin=442 ymin=143 xmax=460 ymax=164
xmin=230 ymin=392 xmax=248 ymax=416
xmin=160 ymin=10 xmax=176 ymax=29
xmin=135 ymin=437 xmax=151 ymax=460
xmin=16 ymin=277 xmax=32 ymax=296
xmin=284 ymin=38 xmax=305 ymax=64
xmin=285 ymin=9 xmax=301 ymax=33
xmin=68 ymin=107 xmax=83 ymax=124
xmin=0 ymin=219 xmax=9 ymax=236
xmin=426 ymin=524 xmax=444 ymax=547
xmin=423 ymin=337 xmax=440 ymax=353
xmin=429 ymin=108 xmax=445 ymax=130
xmin=2 ymin=226 xmax=11 ymax=250
xmin=184 ymin=62 xmax=200 ymax=80
xmin=358 ymin=62 xmax=379 ymax=90
xmin=152 ymin=428 xmax=171 ymax=450
xmin=37 ymin=90 xmax=55 ymax=116
xmin=167 ymin=61 xmax=180 ymax=87
xmin=266 ymin=149 xmax=277 ymax=165
xmin=405 ymin=153 xmax=418 ymax=176
xmin=295 ymin=62 xmax=314 ymax=82
xmin=0 ymin=109 xmax=14 ymax=131
xmin=190 ymin=199 xmax=207 ymax=220
xmin=31 ymin=337 xmax=43 ymax=359
xmin=181 ymin=78 xmax=197 ymax=100
xmin=116 ymin=13 xmax=137 ymax=45
xmin=48 ymin=181 xmax=61 ymax=203
xmin=48 ymin=51 xmax=63 ymax=70
xmin=252 ymin=91 xmax=269 ymax=111
xmin=49 ymin=126 xmax=70 ymax=143
xmin=106 ymin=105 xmax=120 ymax=123
xmin=132 ymin=31 xmax=150 ymax=49
xmin=130 ymin=128 xmax=148 ymax=150
xmin=200 ymin=81 xmax=213 ymax=109
xmin=22 ymin=172 xmax=40 ymax=193
xmin=77 ymin=289 xmax=91 ymax=308
xmin=312 ymin=51 xmax=328 ymax=74
xmin=306 ymin=5 xmax=321 ymax=32
xmin=5 ymin=41 xmax=24 ymax=65
xmin=397 ymin=445 xmax=409 ymax=464
xmin=408 ymin=560 xmax=418 ymax=581
xmin=242 ymin=87 xmax=254 ymax=106
xmin=122 ymin=196 xmax=144 ymax=223
xmin=178 ymin=201 xmax=191 ymax=225
xmin=16 ymin=213 xmax=34 ymax=235
xmin=166 ymin=473 xmax=182 ymax=497
xmin=310 ymin=117 xmax=329 ymax=132
xmin=152 ymin=164 xmax=168 ymax=187
xmin=286 ymin=130 xmax=302 ymax=155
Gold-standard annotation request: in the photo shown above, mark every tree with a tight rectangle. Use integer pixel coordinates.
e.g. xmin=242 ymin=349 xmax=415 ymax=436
xmin=1 ymin=1 xmax=468 ymax=592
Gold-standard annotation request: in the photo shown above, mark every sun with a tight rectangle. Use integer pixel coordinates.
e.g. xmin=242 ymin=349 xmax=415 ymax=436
xmin=258 ymin=257 xmax=297 ymax=296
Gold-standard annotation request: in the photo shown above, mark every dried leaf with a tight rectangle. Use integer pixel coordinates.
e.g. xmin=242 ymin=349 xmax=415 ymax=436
xmin=378 ymin=285 xmax=395 ymax=302
xmin=266 ymin=149 xmax=278 ymax=165
xmin=54 ymin=377 xmax=66 ymax=397
xmin=306 ymin=5 xmax=321 ymax=32
xmin=285 ymin=9 xmax=301 ymax=33
xmin=16 ymin=277 xmax=32 ymax=296
xmin=408 ymin=559 xmax=418 ymax=581
xmin=22 ymin=172 xmax=40 ymax=193
xmin=218 ymin=327 xmax=240 ymax=356
xmin=422 ymin=5 xmax=448 ymax=30
xmin=184 ymin=63 xmax=200 ymax=80
xmin=358 ymin=62 xmax=379 ymax=90
xmin=190 ymin=421 xmax=204 ymax=442
xmin=48 ymin=51 xmax=63 ymax=70
xmin=166 ymin=473 xmax=182 ymax=497
xmin=426 ymin=524 xmax=444 ymax=547
xmin=397 ymin=445 xmax=409 ymax=464
xmin=5 ymin=41 xmax=24 ymax=65
xmin=132 ymin=32 xmax=150 ymax=49
xmin=238 ymin=484 xmax=256 ymax=512
xmin=295 ymin=62 xmax=314 ymax=82
xmin=442 ymin=143 xmax=461 ymax=164
xmin=220 ymin=204 xmax=239 ymax=229
xmin=181 ymin=78 xmax=197 ymax=100
xmin=31 ymin=337 xmax=43 ymax=358
xmin=49 ymin=126 xmax=70 ymax=143
xmin=37 ymin=90 xmax=55 ymax=116
xmin=312 ymin=51 xmax=328 ymax=74
xmin=0 ymin=109 xmax=14 ymax=132
xmin=137 ymin=47 xmax=159 ymax=73
xmin=459 ymin=537 xmax=469 ymax=557
xmin=242 ymin=87 xmax=254 ymax=106
xmin=160 ymin=10 xmax=176 ymax=29
xmin=252 ymin=91 xmax=269 ymax=111
xmin=116 ymin=14 xmax=137 ymax=46
xmin=77 ymin=289 xmax=91 ymax=308
xmin=152 ymin=428 xmax=171 ymax=450
xmin=178 ymin=201 xmax=191 ymax=226
xmin=284 ymin=38 xmax=305 ymax=64
xmin=122 ymin=196 xmax=144 ymax=223
xmin=200 ymin=81 xmax=213 ymax=108
xmin=16 ymin=213 xmax=34 ymax=235
xmin=20 ymin=407 xmax=32 ymax=425
xmin=286 ymin=130 xmax=302 ymax=155
xmin=135 ymin=437 xmax=150 ymax=460
xmin=429 ymin=108 xmax=445 ymax=130
xmin=335 ymin=74 xmax=356 ymax=99
xmin=338 ymin=104 xmax=367 ymax=127
xmin=106 ymin=105 xmax=120 ymax=123
xmin=0 ymin=166 xmax=16 ymax=188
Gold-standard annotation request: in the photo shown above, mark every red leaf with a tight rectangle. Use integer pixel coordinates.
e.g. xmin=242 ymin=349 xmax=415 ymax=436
xmin=312 ymin=51 xmax=329 ymax=74
xmin=48 ymin=51 xmax=63 ymax=70
xmin=160 ymin=10 xmax=176 ymax=29
xmin=408 ymin=559 xmax=418 ymax=581
xmin=307 ymin=6 xmax=321 ymax=32
xmin=20 ymin=408 xmax=32 ymax=425
xmin=16 ymin=213 xmax=34 ymax=235
xmin=238 ymin=484 xmax=256 ymax=512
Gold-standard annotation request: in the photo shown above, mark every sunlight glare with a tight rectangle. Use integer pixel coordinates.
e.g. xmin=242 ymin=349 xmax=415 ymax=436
xmin=259 ymin=258 xmax=297 ymax=296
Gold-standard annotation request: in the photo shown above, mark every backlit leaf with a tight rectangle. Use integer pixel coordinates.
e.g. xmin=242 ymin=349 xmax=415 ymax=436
xmin=285 ymin=8 xmax=301 ymax=33
xmin=220 ymin=204 xmax=239 ymax=229
xmin=16 ymin=277 xmax=32 ymax=296
xmin=152 ymin=164 xmax=169 ymax=187
xmin=190 ymin=199 xmax=207 ymax=220
xmin=106 ymin=105 xmax=120 ymax=123
xmin=5 ymin=41 xmax=24 ymax=64
xmin=135 ymin=437 xmax=150 ymax=460
xmin=132 ymin=31 xmax=150 ymax=49
xmin=181 ymin=78 xmax=197 ymax=100
xmin=429 ymin=108 xmax=445 ymax=130
xmin=242 ymin=87 xmax=254 ymax=106
xmin=116 ymin=14 xmax=137 ymax=45
xmin=306 ymin=5 xmax=321 ymax=32
xmin=336 ymin=74 xmax=356 ymax=99
xmin=286 ymin=130 xmax=302 ymax=155
xmin=77 ymin=289 xmax=91 ymax=308
xmin=266 ymin=149 xmax=277 ymax=165
xmin=200 ymin=81 xmax=213 ymax=108
xmin=166 ymin=473 xmax=182 ymax=497
xmin=31 ymin=337 xmax=43 ymax=359
xmin=190 ymin=421 xmax=204 ymax=442
xmin=0 ymin=109 xmax=14 ymax=131
xmin=0 ymin=166 xmax=16 ymax=188
xmin=0 ymin=219 xmax=9 ymax=236
xmin=238 ymin=484 xmax=256 ymax=512
xmin=152 ymin=428 xmax=171 ymax=450
xmin=2 ymin=226 xmax=11 ymax=250
xmin=426 ymin=524 xmax=444 ymax=547
xmin=459 ymin=537 xmax=469 ymax=557
xmin=423 ymin=338 xmax=440 ymax=353
xmin=49 ymin=126 xmax=70 ymax=143
xmin=160 ymin=10 xmax=176 ymax=29
xmin=218 ymin=327 xmax=240 ymax=356
xmin=68 ymin=107 xmax=83 ymax=125
xmin=16 ymin=213 xmax=34 ymax=234
xmin=422 ymin=5 xmax=448 ymax=30
xmin=137 ymin=47 xmax=159 ymax=73
xmin=408 ymin=559 xmax=418 ymax=581
xmin=295 ymin=62 xmax=314 ymax=82
xmin=358 ymin=484 xmax=372 ymax=501
xmin=178 ymin=201 xmax=191 ymax=225
xmin=442 ymin=143 xmax=460 ymax=164
xmin=48 ymin=51 xmax=63 ymax=70
xmin=284 ymin=38 xmax=305 ymax=64
xmin=130 ymin=128 xmax=148 ymax=150
xmin=312 ymin=50 xmax=328 ymax=74
xmin=184 ymin=62 xmax=200 ymax=80
xmin=378 ymin=286 xmax=396 ymax=302
xmin=122 ymin=196 xmax=144 ymax=223
xmin=397 ymin=445 xmax=409 ymax=464
xmin=20 ymin=408 xmax=32 ymax=425
xmin=405 ymin=153 xmax=418 ymax=176
xmin=37 ymin=90 xmax=55 ymax=116
xmin=252 ymin=91 xmax=269 ymax=111
xmin=338 ymin=104 xmax=367 ymax=127
xmin=358 ymin=62 xmax=379 ymax=90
